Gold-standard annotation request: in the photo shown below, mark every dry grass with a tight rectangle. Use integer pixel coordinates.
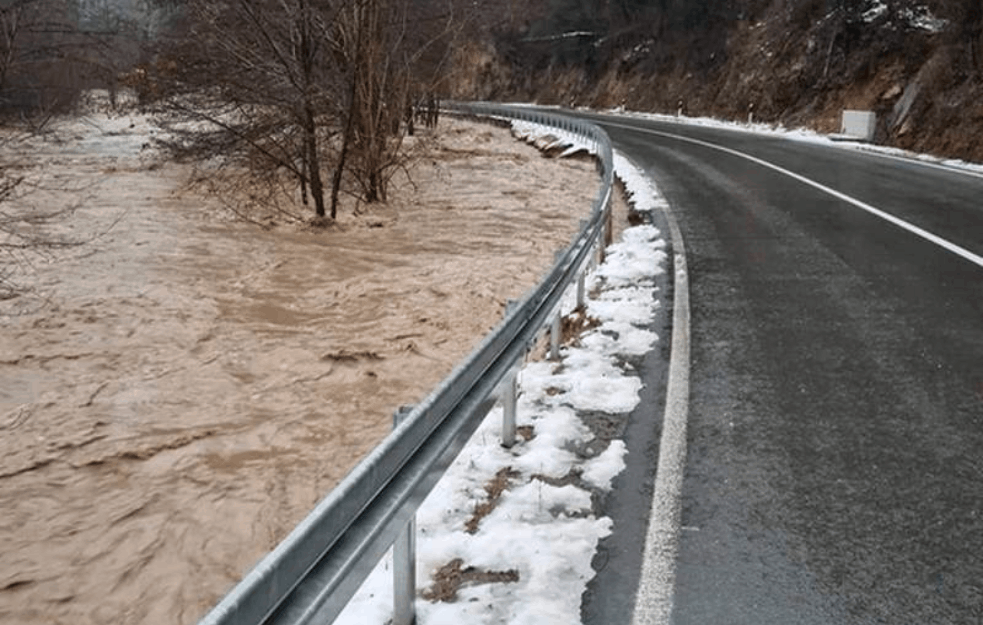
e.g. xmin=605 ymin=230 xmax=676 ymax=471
xmin=560 ymin=308 xmax=602 ymax=347
xmin=421 ymin=558 xmax=520 ymax=603
xmin=464 ymin=467 xmax=521 ymax=534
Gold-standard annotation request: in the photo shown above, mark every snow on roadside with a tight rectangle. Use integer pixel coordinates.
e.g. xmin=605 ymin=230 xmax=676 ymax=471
xmin=334 ymin=124 xmax=668 ymax=625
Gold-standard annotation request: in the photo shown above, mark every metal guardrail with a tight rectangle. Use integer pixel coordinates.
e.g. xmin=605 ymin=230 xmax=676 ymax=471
xmin=197 ymin=102 xmax=615 ymax=625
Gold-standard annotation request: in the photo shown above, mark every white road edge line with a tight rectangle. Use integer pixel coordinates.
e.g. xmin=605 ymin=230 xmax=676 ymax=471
xmin=631 ymin=166 xmax=691 ymax=625
xmin=608 ymin=121 xmax=983 ymax=270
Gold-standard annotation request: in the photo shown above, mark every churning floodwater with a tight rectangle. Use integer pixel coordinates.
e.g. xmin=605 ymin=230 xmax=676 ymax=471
xmin=0 ymin=110 xmax=598 ymax=624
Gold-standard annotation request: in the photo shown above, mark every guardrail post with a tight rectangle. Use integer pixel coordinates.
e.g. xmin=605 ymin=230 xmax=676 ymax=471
xmin=577 ymin=219 xmax=588 ymax=309
xmin=550 ymin=315 xmax=562 ymax=360
xmin=501 ymin=301 xmax=519 ymax=448
xmin=549 ymin=251 xmax=564 ymax=360
xmin=501 ymin=368 xmax=518 ymax=448
xmin=393 ymin=406 xmax=417 ymax=625
xmin=599 ymin=204 xmax=612 ymax=264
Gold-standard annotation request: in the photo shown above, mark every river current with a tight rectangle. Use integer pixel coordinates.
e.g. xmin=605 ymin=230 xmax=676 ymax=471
xmin=0 ymin=110 xmax=597 ymax=624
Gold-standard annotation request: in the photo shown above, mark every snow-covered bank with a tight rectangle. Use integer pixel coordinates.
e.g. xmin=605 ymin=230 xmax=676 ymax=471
xmin=336 ymin=124 xmax=670 ymax=625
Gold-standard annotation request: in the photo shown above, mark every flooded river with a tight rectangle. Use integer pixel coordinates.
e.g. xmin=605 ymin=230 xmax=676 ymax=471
xmin=0 ymin=112 xmax=598 ymax=624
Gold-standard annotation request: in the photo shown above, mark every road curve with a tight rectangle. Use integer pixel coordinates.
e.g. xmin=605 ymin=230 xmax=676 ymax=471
xmin=575 ymin=112 xmax=983 ymax=624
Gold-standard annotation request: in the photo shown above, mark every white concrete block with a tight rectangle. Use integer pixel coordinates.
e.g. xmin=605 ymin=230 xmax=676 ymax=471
xmin=841 ymin=110 xmax=877 ymax=141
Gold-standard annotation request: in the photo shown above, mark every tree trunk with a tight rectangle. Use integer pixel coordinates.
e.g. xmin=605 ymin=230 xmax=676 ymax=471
xmin=297 ymin=149 xmax=310 ymax=207
xmin=296 ymin=0 xmax=325 ymax=218
xmin=304 ymin=104 xmax=327 ymax=218
xmin=331 ymin=99 xmax=354 ymax=220
xmin=367 ymin=170 xmax=382 ymax=203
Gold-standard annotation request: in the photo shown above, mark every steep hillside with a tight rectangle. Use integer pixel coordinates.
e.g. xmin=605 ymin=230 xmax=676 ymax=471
xmin=449 ymin=0 xmax=983 ymax=162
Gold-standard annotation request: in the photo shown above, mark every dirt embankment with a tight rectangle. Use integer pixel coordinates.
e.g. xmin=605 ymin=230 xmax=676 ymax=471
xmin=449 ymin=2 xmax=983 ymax=163
xmin=0 ymin=114 xmax=599 ymax=625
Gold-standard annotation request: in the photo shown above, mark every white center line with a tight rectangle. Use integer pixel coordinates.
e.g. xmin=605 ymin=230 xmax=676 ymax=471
xmin=607 ymin=121 xmax=983 ymax=271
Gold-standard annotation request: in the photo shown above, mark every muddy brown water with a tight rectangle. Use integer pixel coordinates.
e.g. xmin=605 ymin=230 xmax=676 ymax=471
xmin=0 ymin=115 xmax=599 ymax=624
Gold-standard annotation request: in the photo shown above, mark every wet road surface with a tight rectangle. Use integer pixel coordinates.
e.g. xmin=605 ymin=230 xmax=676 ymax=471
xmin=579 ymin=113 xmax=983 ymax=624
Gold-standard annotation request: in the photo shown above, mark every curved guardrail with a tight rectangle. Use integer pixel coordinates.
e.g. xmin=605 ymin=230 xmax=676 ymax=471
xmin=196 ymin=103 xmax=614 ymax=625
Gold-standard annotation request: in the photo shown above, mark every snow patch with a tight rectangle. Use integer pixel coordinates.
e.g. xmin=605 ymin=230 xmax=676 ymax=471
xmin=334 ymin=121 xmax=670 ymax=625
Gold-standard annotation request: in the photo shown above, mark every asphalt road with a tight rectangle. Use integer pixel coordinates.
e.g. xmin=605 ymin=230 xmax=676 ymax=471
xmin=576 ymin=113 xmax=983 ymax=624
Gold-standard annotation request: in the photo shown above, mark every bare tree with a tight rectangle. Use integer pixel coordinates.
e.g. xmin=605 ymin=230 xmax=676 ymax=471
xmin=149 ymin=0 xmax=344 ymax=219
xmin=338 ymin=0 xmax=405 ymax=204
xmin=0 ymin=169 xmax=29 ymax=301
xmin=150 ymin=0 xmax=459 ymax=221
xmin=0 ymin=0 xmax=79 ymax=115
xmin=0 ymin=0 xmax=161 ymax=119
xmin=334 ymin=0 xmax=459 ymax=204
xmin=0 ymin=153 xmax=97 ymax=306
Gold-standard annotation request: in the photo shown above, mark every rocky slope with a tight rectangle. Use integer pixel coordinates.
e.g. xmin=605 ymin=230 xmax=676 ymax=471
xmin=449 ymin=0 xmax=983 ymax=162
